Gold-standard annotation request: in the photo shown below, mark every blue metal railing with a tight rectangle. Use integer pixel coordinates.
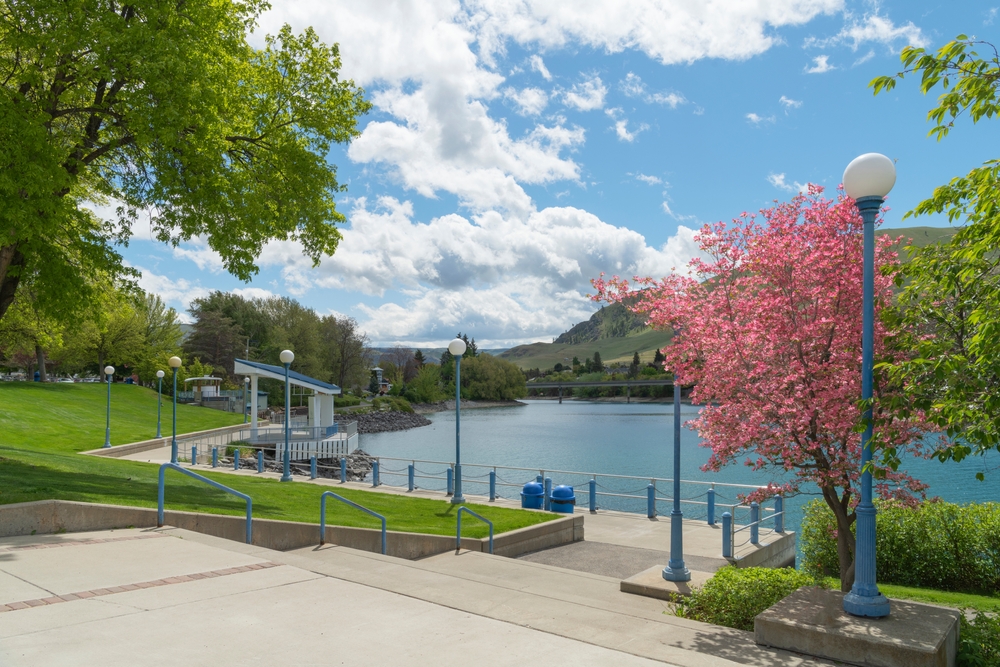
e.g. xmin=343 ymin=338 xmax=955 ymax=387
xmin=157 ymin=462 xmax=253 ymax=544
xmin=319 ymin=491 xmax=387 ymax=555
xmin=456 ymin=507 xmax=494 ymax=554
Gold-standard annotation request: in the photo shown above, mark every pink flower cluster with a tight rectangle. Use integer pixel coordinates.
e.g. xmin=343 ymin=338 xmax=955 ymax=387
xmin=594 ymin=187 xmax=931 ymax=504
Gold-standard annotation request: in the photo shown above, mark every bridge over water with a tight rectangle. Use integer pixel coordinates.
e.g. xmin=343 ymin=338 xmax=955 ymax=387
xmin=525 ymin=379 xmax=679 ymax=403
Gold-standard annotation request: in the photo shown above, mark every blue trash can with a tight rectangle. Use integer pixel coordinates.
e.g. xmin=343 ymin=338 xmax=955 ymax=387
xmin=550 ymin=485 xmax=576 ymax=513
xmin=520 ymin=482 xmax=544 ymax=510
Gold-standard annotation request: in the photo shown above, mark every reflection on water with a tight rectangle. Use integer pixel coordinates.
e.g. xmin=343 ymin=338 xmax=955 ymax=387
xmin=359 ymin=399 xmax=999 ymax=534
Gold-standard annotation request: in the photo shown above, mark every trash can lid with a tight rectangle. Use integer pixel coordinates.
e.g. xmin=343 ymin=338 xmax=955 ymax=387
xmin=522 ymin=482 xmax=544 ymax=494
xmin=551 ymin=485 xmax=575 ymax=499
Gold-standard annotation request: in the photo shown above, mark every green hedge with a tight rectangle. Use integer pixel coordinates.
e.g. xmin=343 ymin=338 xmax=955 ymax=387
xmin=673 ymin=567 xmax=818 ymax=631
xmin=335 ymin=394 xmax=362 ymax=407
xmin=800 ymin=499 xmax=1000 ymax=594
xmin=372 ymin=396 xmax=413 ymax=413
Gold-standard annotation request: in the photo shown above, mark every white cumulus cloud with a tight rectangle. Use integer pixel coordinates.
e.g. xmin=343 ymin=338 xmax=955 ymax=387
xmin=806 ymin=14 xmax=928 ymax=51
xmin=561 ymin=74 xmax=607 ymax=111
xmin=779 ymin=95 xmax=803 ymax=110
xmin=504 ymin=86 xmax=549 ymax=116
xmin=621 ymin=72 xmax=686 ymax=108
xmin=805 ymin=55 xmax=835 ymax=73
xmin=746 ymin=112 xmax=776 ymax=125
xmin=530 ymin=54 xmax=553 ymax=80
xmin=767 ymin=172 xmax=807 ymax=193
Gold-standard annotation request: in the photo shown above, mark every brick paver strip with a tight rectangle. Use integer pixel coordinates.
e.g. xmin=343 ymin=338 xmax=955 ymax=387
xmin=0 ymin=562 xmax=281 ymax=613
xmin=0 ymin=533 xmax=165 ymax=553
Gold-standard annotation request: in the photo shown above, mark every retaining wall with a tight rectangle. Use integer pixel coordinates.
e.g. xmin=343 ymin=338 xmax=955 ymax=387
xmin=0 ymin=500 xmax=581 ymax=560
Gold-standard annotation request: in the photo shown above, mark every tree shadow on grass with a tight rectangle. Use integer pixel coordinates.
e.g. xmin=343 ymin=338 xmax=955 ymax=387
xmin=0 ymin=457 xmax=284 ymax=517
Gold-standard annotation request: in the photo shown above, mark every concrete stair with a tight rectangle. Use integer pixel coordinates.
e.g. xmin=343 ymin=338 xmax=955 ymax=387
xmin=275 ymin=543 xmax=829 ymax=667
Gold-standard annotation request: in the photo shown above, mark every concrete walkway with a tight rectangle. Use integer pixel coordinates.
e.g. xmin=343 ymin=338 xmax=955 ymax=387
xmin=1 ymin=527 xmax=826 ymax=667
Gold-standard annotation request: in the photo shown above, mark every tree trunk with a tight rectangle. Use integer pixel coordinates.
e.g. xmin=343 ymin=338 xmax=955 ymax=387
xmin=822 ymin=485 xmax=858 ymax=592
xmin=35 ymin=345 xmax=47 ymax=382
xmin=0 ymin=244 xmax=25 ymax=321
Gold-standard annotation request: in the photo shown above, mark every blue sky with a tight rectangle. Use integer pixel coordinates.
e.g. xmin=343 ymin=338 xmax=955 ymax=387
xmin=117 ymin=0 xmax=1000 ymax=347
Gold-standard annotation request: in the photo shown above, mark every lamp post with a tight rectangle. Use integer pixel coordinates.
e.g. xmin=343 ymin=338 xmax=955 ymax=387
xmin=243 ymin=376 xmax=250 ymax=424
xmin=662 ymin=365 xmax=691 ymax=582
xmin=280 ymin=349 xmax=294 ymax=482
xmin=156 ymin=370 xmax=165 ymax=438
xmin=842 ymin=152 xmax=896 ymax=618
xmin=448 ymin=338 xmax=467 ymax=504
xmin=169 ymin=356 xmax=182 ymax=464
xmin=103 ymin=365 xmax=115 ymax=448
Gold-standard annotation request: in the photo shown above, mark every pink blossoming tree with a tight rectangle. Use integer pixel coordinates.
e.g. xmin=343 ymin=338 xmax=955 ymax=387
xmin=594 ymin=187 xmax=933 ymax=591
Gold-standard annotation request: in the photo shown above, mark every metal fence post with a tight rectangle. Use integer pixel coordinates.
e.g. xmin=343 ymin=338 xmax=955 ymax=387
xmin=446 ymin=467 xmax=454 ymax=496
xmin=212 ymin=447 xmax=218 ymax=468
xmin=544 ymin=477 xmax=552 ymax=511
xmin=750 ymin=501 xmax=760 ymax=545
xmin=372 ymin=460 xmax=380 ymax=487
xmin=257 ymin=450 xmax=264 ymax=473
xmin=234 ymin=449 xmax=240 ymax=471
xmin=707 ymin=487 xmax=716 ymax=526
xmin=774 ymin=495 xmax=784 ymax=533
xmin=722 ymin=512 xmax=732 ymax=558
xmin=489 ymin=470 xmax=496 ymax=501
xmin=589 ymin=478 xmax=597 ymax=513
xmin=340 ymin=457 xmax=347 ymax=483
xmin=191 ymin=446 xmax=197 ymax=466
xmin=310 ymin=456 xmax=317 ymax=480
xmin=536 ymin=473 xmax=543 ymax=485
xmin=408 ymin=464 xmax=415 ymax=492
xmin=647 ymin=483 xmax=655 ymax=518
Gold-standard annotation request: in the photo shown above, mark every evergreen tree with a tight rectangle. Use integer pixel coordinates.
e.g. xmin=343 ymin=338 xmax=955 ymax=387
xmin=652 ymin=348 xmax=666 ymax=368
xmin=592 ymin=351 xmax=603 ymax=372
xmin=414 ymin=350 xmax=425 ymax=367
xmin=629 ymin=352 xmax=640 ymax=379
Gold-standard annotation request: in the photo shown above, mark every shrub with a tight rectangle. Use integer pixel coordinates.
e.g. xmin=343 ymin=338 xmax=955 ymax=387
xmin=335 ymin=393 xmax=361 ymax=407
xmin=959 ymin=611 xmax=1000 ymax=667
xmin=372 ymin=396 xmax=413 ymax=413
xmin=800 ymin=499 xmax=1000 ymax=594
xmin=404 ymin=365 xmax=446 ymax=404
xmin=674 ymin=567 xmax=819 ymax=631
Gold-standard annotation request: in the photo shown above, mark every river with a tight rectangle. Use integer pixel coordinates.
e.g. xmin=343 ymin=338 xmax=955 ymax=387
xmin=358 ymin=399 xmax=999 ymax=536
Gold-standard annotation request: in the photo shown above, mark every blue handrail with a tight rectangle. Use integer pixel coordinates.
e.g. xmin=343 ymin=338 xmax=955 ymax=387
xmin=157 ymin=462 xmax=253 ymax=544
xmin=320 ymin=491 xmax=387 ymax=555
xmin=456 ymin=507 xmax=494 ymax=554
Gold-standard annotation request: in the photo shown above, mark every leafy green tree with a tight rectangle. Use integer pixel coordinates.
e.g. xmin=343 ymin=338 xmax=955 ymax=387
xmin=183 ymin=309 xmax=243 ymax=380
xmin=0 ymin=1 xmax=370 ymax=323
xmin=0 ymin=287 xmax=65 ymax=379
xmin=458 ymin=354 xmax=527 ymax=401
xmin=403 ymin=364 xmax=445 ymax=404
xmin=64 ymin=285 xmax=146 ymax=372
xmin=319 ymin=314 xmax=370 ymax=390
xmin=132 ymin=294 xmax=183 ymax=384
xmin=872 ymin=37 xmax=1000 ymax=470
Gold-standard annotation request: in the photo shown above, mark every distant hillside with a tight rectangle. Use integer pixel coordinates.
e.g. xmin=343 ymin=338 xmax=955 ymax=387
xmin=500 ymin=225 xmax=956 ymax=371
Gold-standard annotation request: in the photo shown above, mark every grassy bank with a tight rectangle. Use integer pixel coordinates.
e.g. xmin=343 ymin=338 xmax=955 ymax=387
xmin=0 ymin=383 xmax=552 ymax=538
xmin=823 ymin=577 xmax=1000 ymax=613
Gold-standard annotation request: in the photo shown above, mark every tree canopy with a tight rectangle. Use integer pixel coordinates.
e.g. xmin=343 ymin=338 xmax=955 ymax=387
xmin=0 ymin=0 xmax=370 ymax=321
xmin=872 ymin=37 xmax=1000 ymax=471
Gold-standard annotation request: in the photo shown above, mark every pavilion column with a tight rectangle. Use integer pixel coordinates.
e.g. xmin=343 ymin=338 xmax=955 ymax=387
xmin=250 ymin=374 xmax=259 ymax=439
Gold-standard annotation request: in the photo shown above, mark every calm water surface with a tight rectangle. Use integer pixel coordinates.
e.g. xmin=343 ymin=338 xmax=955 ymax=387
xmin=359 ymin=400 xmax=999 ymax=534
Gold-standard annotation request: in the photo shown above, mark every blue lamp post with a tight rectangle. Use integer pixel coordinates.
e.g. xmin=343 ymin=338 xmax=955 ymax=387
xmin=168 ymin=356 xmax=182 ymax=464
xmin=842 ymin=152 xmax=896 ymax=618
xmin=103 ymin=365 xmax=115 ymax=448
xmin=156 ymin=370 xmax=165 ymax=438
xmin=449 ymin=338 xmax=467 ymax=504
xmin=280 ymin=349 xmax=295 ymax=482
xmin=662 ymin=366 xmax=691 ymax=582
xmin=243 ymin=376 xmax=250 ymax=424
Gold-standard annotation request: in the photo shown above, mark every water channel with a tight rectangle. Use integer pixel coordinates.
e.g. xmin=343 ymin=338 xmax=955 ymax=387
xmin=358 ymin=399 xmax=999 ymax=538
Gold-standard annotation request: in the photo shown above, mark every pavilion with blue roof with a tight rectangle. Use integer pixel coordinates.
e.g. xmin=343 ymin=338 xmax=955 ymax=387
xmin=233 ymin=358 xmax=340 ymax=440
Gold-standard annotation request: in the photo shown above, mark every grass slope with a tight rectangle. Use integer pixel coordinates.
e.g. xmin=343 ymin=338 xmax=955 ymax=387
xmin=0 ymin=383 xmax=552 ymax=538
xmin=501 ymin=328 xmax=673 ymax=370
xmin=823 ymin=577 xmax=1000 ymax=613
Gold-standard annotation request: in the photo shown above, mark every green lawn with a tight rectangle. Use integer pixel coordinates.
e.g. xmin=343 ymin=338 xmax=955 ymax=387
xmin=0 ymin=382 xmax=243 ymax=452
xmin=0 ymin=383 xmax=554 ymax=538
xmin=823 ymin=577 xmax=1000 ymax=613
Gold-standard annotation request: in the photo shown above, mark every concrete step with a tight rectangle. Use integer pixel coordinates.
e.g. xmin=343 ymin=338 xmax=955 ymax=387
xmin=278 ymin=542 xmax=829 ymax=667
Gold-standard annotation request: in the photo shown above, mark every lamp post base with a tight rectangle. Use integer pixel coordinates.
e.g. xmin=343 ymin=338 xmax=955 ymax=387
xmin=661 ymin=564 xmax=691 ymax=582
xmin=843 ymin=590 xmax=890 ymax=618
xmin=450 ymin=495 xmax=465 ymax=504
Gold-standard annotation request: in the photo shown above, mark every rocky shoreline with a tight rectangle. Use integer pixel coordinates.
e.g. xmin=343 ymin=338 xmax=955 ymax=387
xmin=411 ymin=399 xmax=527 ymax=414
xmin=336 ymin=411 xmax=432 ymax=434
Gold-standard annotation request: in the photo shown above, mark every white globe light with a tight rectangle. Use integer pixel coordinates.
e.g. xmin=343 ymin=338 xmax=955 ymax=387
xmin=843 ymin=153 xmax=896 ymax=199
xmin=168 ymin=356 xmax=182 ymax=368
xmin=156 ymin=370 xmax=165 ymax=379
xmin=244 ymin=376 xmax=250 ymax=384
xmin=104 ymin=366 xmax=115 ymax=376
xmin=279 ymin=349 xmax=295 ymax=364
xmin=448 ymin=338 xmax=467 ymax=357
